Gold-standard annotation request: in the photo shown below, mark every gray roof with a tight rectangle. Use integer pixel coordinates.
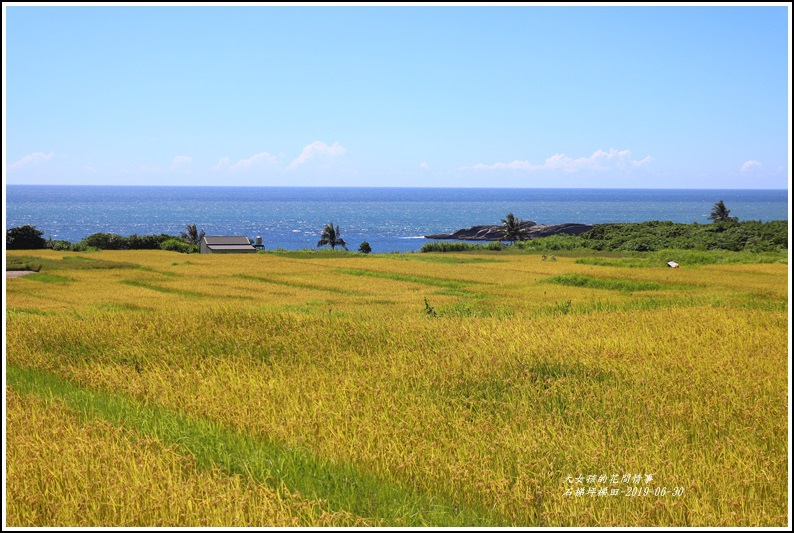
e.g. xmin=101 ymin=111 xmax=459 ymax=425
xmin=206 ymin=244 xmax=256 ymax=250
xmin=203 ymin=236 xmax=251 ymax=245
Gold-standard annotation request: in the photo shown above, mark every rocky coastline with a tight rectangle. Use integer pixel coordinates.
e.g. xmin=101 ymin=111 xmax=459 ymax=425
xmin=424 ymin=222 xmax=595 ymax=241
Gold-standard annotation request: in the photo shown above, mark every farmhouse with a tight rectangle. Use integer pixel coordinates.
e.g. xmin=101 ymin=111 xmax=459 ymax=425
xmin=200 ymin=236 xmax=256 ymax=254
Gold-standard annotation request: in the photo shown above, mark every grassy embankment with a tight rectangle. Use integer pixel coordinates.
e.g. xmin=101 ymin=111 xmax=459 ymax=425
xmin=5 ymin=248 xmax=789 ymax=526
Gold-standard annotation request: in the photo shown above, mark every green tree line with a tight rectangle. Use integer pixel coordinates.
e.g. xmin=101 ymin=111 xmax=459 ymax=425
xmin=6 ymin=224 xmax=206 ymax=253
xmin=422 ymin=219 xmax=787 ymax=254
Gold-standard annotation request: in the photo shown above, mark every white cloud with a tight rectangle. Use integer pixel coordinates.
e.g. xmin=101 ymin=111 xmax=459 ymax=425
xmin=170 ymin=155 xmax=193 ymax=172
xmin=420 ymin=162 xmax=430 ymax=169
xmin=212 ymin=157 xmax=231 ymax=171
xmin=465 ymin=148 xmax=653 ymax=173
xmin=631 ymin=155 xmax=654 ymax=168
xmin=84 ymin=165 xmax=95 ymax=173
xmin=8 ymin=151 xmax=55 ymax=170
xmin=740 ymin=160 xmax=762 ymax=172
xmin=469 ymin=160 xmax=533 ymax=171
xmin=287 ymin=141 xmax=346 ymax=170
xmin=213 ymin=152 xmax=277 ymax=172
xmin=212 ymin=144 xmax=343 ymax=174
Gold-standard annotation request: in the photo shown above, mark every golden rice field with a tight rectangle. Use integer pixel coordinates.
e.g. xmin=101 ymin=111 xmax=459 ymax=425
xmin=4 ymin=248 xmax=790 ymax=526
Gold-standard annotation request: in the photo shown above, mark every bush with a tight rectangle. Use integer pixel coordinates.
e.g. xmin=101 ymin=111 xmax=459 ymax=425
xmin=128 ymin=233 xmax=173 ymax=249
xmin=421 ymin=221 xmax=787 ymax=254
xmin=70 ymin=242 xmax=99 ymax=252
xmin=580 ymin=220 xmax=787 ymax=253
xmin=7 ymin=225 xmax=47 ymax=250
xmin=81 ymin=233 xmax=130 ymax=250
xmin=49 ymin=240 xmax=73 ymax=251
xmin=358 ymin=241 xmax=372 ymax=254
xmin=620 ymin=240 xmax=654 ymax=252
xmin=160 ymin=238 xmax=194 ymax=253
xmin=421 ymin=241 xmax=502 ymax=253
xmin=514 ymin=235 xmax=586 ymax=252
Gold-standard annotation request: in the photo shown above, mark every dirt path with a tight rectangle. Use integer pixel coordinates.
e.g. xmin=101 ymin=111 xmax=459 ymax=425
xmin=6 ymin=270 xmax=38 ymax=278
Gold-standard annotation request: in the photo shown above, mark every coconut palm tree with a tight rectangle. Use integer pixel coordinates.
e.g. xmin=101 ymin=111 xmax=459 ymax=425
xmin=317 ymin=222 xmax=348 ymax=250
xmin=708 ymin=201 xmax=737 ymax=222
xmin=180 ymin=224 xmax=205 ymax=245
xmin=500 ymin=213 xmax=529 ymax=243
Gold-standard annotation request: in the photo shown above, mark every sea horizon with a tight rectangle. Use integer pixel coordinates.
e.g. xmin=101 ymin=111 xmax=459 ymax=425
xmin=5 ymin=183 xmax=790 ymax=191
xmin=6 ymin=185 xmax=789 ymax=253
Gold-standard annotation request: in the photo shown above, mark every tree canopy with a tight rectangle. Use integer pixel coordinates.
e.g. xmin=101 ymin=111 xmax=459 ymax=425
xmin=7 ymin=225 xmax=47 ymax=250
xmin=180 ymin=224 xmax=206 ymax=245
xmin=709 ymin=201 xmax=738 ymax=223
xmin=317 ymin=222 xmax=348 ymax=250
xmin=500 ymin=213 xmax=530 ymax=243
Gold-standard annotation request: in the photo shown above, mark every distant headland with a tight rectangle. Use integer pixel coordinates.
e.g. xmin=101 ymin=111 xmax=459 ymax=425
xmin=425 ymin=222 xmax=595 ymax=241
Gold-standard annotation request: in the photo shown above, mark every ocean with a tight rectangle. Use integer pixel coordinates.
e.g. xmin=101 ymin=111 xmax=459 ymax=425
xmin=5 ymin=186 xmax=789 ymax=253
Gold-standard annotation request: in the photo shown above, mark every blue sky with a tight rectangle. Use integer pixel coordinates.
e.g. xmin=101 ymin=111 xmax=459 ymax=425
xmin=4 ymin=4 xmax=791 ymax=188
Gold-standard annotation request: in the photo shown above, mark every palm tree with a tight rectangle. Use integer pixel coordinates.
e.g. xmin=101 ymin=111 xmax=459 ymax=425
xmin=317 ymin=222 xmax=348 ymax=250
xmin=708 ymin=201 xmax=737 ymax=222
xmin=180 ymin=224 xmax=205 ymax=245
xmin=500 ymin=213 xmax=529 ymax=243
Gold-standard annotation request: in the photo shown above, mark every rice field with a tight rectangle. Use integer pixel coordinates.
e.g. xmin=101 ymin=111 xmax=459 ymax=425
xmin=4 ymin=248 xmax=789 ymax=526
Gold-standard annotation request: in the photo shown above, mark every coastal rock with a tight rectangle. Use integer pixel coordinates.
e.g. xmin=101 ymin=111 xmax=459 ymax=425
xmin=528 ymin=223 xmax=595 ymax=238
xmin=425 ymin=221 xmax=534 ymax=241
xmin=425 ymin=222 xmax=594 ymax=241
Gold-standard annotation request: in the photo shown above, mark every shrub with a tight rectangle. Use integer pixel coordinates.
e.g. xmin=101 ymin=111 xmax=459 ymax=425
xmin=160 ymin=238 xmax=194 ymax=253
xmin=81 ymin=233 xmax=130 ymax=250
xmin=7 ymin=225 xmax=47 ymax=250
xmin=49 ymin=240 xmax=73 ymax=251
xmin=128 ymin=233 xmax=173 ymax=250
xmin=514 ymin=235 xmax=585 ymax=252
xmin=358 ymin=241 xmax=372 ymax=254
xmin=70 ymin=242 xmax=99 ymax=252
xmin=421 ymin=241 xmax=502 ymax=253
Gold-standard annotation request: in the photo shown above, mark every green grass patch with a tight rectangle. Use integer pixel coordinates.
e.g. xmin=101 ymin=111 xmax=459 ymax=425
xmin=60 ymin=255 xmax=142 ymax=269
xmin=120 ymin=279 xmax=202 ymax=297
xmin=6 ymin=256 xmax=43 ymax=271
xmin=730 ymin=295 xmax=788 ymax=312
xmin=337 ymin=268 xmax=476 ymax=289
xmin=4 ymin=288 xmax=60 ymax=303
xmin=389 ymin=254 xmax=504 ymax=265
xmin=138 ymin=267 xmax=181 ymax=277
xmin=6 ymin=254 xmax=140 ymax=272
xmin=541 ymin=273 xmax=666 ymax=292
xmin=24 ymin=273 xmax=74 ymax=283
xmin=574 ymin=249 xmax=788 ymax=268
xmin=7 ymin=364 xmax=504 ymax=527
xmin=532 ymin=292 xmax=787 ymax=317
xmin=118 ymin=280 xmax=248 ymax=299
xmin=433 ymin=288 xmax=488 ymax=299
xmin=234 ymin=274 xmax=368 ymax=296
